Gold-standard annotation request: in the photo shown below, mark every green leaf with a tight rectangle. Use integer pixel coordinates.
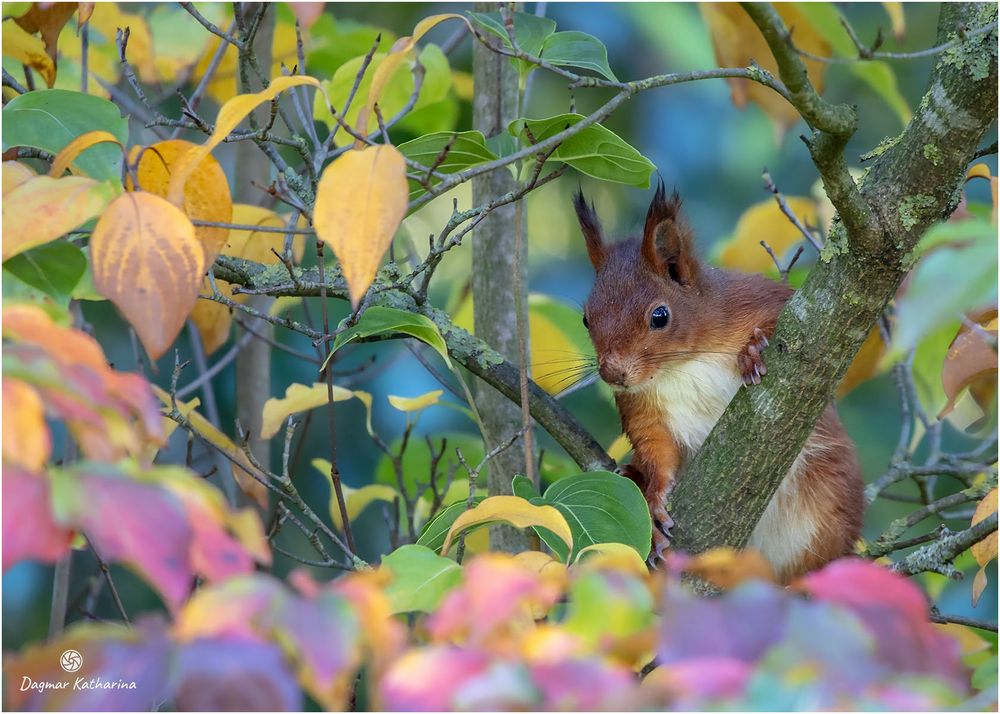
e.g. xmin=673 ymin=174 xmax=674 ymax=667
xmin=306 ymin=15 xmax=396 ymax=77
xmin=540 ymin=31 xmax=618 ymax=81
xmin=534 ymin=470 xmax=652 ymax=561
xmin=2 ymin=240 xmax=86 ymax=304
xmin=315 ymin=44 xmax=452 ymax=134
xmin=416 ymin=497 xmax=485 ymax=553
xmin=330 ymin=306 xmax=451 ymax=368
xmin=848 ymin=61 xmax=911 ymax=126
xmin=2 ymin=89 xmax=128 ymax=182
xmin=509 ymin=113 xmax=655 ymax=187
xmin=397 ymin=130 xmax=498 ymax=200
xmin=888 ymin=219 xmax=997 ymax=361
xmin=380 ymin=544 xmax=463 ymax=614
xmin=468 ymin=11 xmax=556 ymax=57
xmin=512 ymin=473 xmax=540 ymax=500
xmin=792 ymin=3 xmax=910 ymax=126
xmin=792 ymin=2 xmax=854 ymax=55
xmin=70 ymin=247 xmax=105 ymax=301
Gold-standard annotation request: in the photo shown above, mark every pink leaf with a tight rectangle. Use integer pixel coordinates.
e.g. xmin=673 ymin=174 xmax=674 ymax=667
xmin=2 ymin=467 xmax=72 ymax=570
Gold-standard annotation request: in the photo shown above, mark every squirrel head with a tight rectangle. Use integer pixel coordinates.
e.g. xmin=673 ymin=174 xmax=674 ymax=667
xmin=574 ymin=180 xmax=706 ymax=390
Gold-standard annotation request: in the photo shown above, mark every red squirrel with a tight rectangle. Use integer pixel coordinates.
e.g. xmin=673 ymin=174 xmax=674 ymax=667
xmin=574 ymin=182 xmax=864 ymax=582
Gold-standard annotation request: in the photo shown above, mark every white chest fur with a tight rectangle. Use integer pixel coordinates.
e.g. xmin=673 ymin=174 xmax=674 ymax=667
xmin=641 ymin=354 xmax=820 ymax=578
xmin=645 ymin=354 xmax=743 ymax=454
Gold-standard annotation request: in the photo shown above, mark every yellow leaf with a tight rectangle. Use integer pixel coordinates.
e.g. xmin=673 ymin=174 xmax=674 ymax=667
xmin=260 ymin=382 xmax=369 ymax=440
xmin=151 ymin=385 xmax=268 ymax=508
xmin=967 ymin=163 xmax=992 ymax=182
xmin=2 ymin=19 xmax=56 ymax=87
xmin=935 ymin=623 xmax=990 ymax=657
xmin=684 ymin=546 xmax=776 ymax=589
xmin=223 ymin=203 xmax=305 ymax=266
xmin=972 ymin=566 xmax=988 ymax=607
xmin=971 ymin=488 xmax=998 ymax=567
xmin=313 ymin=459 xmax=399 ymax=531
xmin=354 ymin=13 xmax=463 ymax=137
xmin=440 ymin=495 xmax=573 ymax=557
xmin=2 ymin=377 xmax=51 ymax=470
xmin=90 ymin=191 xmax=206 ymax=360
xmin=702 ymin=4 xmax=828 ymax=137
xmin=882 ymin=2 xmax=905 ymax=40
xmin=166 ymin=75 xmax=322 ymax=206
xmin=2 ymin=175 xmax=115 ymax=260
xmin=607 ymin=433 xmax=632 ymax=462
xmin=387 ymin=390 xmax=443 ymax=413
xmin=2 ymin=160 xmax=35 ymax=195
xmin=313 ymin=144 xmax=408 ymax=308
xmin=715 ymin=197 xmax=819 ymax=273
xmin=48 ymin=129 xmax=123 ymax=178
xmin=189 ymin=276 xmax=234 ymax=355
xmin=130 ymin=139 xmax=233 ymax=265
xmin=574 ymin=543 xmax=649 ymax=578
xmin=191 ymin=18 xmax=299 ymax=105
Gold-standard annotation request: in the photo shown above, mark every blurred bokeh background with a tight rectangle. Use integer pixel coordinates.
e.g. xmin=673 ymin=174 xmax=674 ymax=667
xmin=4 ymin=2 xmax=997 ymax=652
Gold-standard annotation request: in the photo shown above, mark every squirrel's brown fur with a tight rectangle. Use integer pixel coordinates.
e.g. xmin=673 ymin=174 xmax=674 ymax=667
xmin=574 ymin=183 xmax=863 ymax=582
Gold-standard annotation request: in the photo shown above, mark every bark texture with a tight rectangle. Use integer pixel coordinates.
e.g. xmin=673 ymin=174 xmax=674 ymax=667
xmin=234 ymin=3 xmax=275 ymax=481
xmin=471 ymin=1 xmax=532 ymax=552
xmin=671 ymin=3 xmax=998 ymax=554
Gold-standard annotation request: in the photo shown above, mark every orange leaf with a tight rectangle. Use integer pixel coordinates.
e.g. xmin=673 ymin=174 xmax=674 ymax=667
xmin=838 ymin=327 xmax=886 ymax=397
xmin=131 ymin=139 xmax=233 ymax=265
xmin=14 ymin=2 xmax=77 ymax=69
xmin=290 ymin=2 xmax=325 ymax=28
xmin=313 ymin=145 xmax=408 ymax=308
xmin=77 ymin=2 xmax=94 ymax=26
xmin=939 ymin=327 xmax=998 ymax=418
xmin=2 ymin=378 xmax=51 ymax=470
xmin=48 ymin=129 xmax=123 ymax=178
xmin=702 ymin=4 xmax=828 ymax=137
xmin=166 ymin=76 xmax=322 ymax=206
xmin=90 ymin=192 xmax=205 ymax=360
xmin=971 ymin=488 xmax=998 ymax=568
xmin=1 ymin=175 xmax=115 ymax=260
xmin=972 ymin=566 xmax=988 ymax=607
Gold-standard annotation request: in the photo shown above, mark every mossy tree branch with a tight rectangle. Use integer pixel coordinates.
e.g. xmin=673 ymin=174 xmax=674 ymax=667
xmin=212 ymin=256 xmax=615 ymax=474
xmin=671 ymin=2 xmax=998 ymax=555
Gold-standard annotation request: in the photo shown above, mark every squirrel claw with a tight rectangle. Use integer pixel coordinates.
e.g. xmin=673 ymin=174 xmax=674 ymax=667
xmin=739 ymin=327 xmax=769 ymax=387
xmin=649 ymin=505 xmax=674 ymax=566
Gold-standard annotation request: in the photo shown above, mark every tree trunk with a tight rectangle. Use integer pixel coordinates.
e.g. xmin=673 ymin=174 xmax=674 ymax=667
xmin=671 ymin=2 xmax=998 ymax=554
xmin=471 ymin=1 xmax=532 ymax=553
xmin=234 ymin=3 xmax=275 ymax=484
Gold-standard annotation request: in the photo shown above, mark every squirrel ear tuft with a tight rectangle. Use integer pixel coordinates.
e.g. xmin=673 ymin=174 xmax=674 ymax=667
xmin=641 ymin=180 xmax=699 ymax=285
xmin=573 ymin=188 xmax=607 ymax=270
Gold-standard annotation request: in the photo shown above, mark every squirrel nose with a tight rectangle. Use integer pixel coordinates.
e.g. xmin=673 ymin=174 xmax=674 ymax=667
xmin=598 ymin=358 xmax=629 ymax=386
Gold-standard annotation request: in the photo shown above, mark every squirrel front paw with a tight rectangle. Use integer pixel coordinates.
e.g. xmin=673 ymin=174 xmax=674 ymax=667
xmin=738 ymin=327 xmax=769 ymax=386
xmin=650 ymin=505 xmax=674 ymax=565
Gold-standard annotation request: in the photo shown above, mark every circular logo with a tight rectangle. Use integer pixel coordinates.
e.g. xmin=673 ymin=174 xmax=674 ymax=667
xmin=60 ymin=650 xmax=83 ymax=673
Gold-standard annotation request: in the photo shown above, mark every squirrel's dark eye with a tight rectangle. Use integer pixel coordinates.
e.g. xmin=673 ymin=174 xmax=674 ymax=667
xmin=650 ymin=305 xmax=670 ymax=329
xmin=582 ymin=314 xmax=589 ymax=329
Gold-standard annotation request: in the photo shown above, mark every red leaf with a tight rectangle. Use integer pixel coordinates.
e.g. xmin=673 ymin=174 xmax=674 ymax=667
xmin=802 ymin=559 xmax=965 ymax=688
xmin=51 ymin=465 xmax=194 ymax=611
xmin=1 ymin=467 xmax=72 ymax=570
